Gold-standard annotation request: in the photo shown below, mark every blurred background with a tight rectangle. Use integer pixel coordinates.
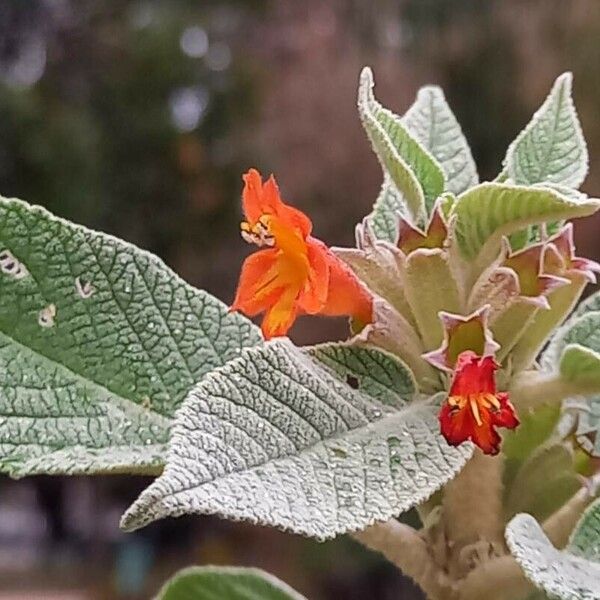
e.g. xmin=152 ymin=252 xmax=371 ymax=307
xmin=0 ymin=0 xmax=599 ymax=598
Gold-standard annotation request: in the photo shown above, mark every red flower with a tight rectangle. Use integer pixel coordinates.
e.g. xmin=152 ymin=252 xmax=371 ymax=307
xmin=439 ymin=351 xmax=519 ymax=455
xmin=231 ymin=169 xmax=373 ymax=339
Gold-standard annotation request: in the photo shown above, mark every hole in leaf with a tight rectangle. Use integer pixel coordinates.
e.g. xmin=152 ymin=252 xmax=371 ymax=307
xmin=38 ymin=304 xmax=57 ymax=328
xmin=75 ymin=276 xmax=94 ymax=299
xmin=346 ymin=375 xmax=359 ymax=389
xmin=331 ymin=447 xmax=347 ymax=458
xmin=0 ymin=249 xmax=29 ymax=280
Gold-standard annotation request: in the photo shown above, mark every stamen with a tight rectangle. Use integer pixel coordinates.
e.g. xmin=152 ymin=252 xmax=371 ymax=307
xmin=241 ymin=230 xmax=257 ymax=244
xmin=484 ymin=393 xmax=501 ymax=410
xmin=448 ymin=395 xmax=464 ymax=408
xmin=470 ymin=396 xmax=483 ymax=426
xmin=240 ymin=216 xmax=276 ymax=247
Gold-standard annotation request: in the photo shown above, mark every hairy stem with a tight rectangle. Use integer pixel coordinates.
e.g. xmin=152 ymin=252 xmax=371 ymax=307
xmin=443 ymin=450 xmax=504 ymax=577
xmin=352 ymin=520 xmax=451 ymax=600
xmin=458 ymin=555 xmax=533 ymax=600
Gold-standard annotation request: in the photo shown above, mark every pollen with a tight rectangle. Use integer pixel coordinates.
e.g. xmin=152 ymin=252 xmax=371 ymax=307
xmin=240 ymin=215 xmax=275 ymax=247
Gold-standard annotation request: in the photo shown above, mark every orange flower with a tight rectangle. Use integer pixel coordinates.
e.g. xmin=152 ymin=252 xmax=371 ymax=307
xmin=439 ymin=351 xmax=519 ymax=455
xmin=231 ymin=169 xmax=373 ymax=339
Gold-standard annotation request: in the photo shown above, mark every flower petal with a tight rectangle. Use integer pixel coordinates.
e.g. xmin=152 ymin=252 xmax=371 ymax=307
xmin=493 ymin=392 xmax=520 ymax=429
xmin=320 ymin=247 xmax=373 ymax=324
xmin=450 ymin=353 xmax=497 ymax=396
xmin=470 ymin=416 xmax=502 ymax=455
xmin=439 ymin=402 xmax=473 ymax=447
xmin=231 ymin=249 xmax=282 ymax=316
xmin=242 ymin=169 xmax=312 ymax=238
xmin=242 ymin=168 xmax=267 ymax=224
xmin=261 ymin=286 xmax=300 ymax=339
xmin=297 ymin=237 xmax=329 ymax=314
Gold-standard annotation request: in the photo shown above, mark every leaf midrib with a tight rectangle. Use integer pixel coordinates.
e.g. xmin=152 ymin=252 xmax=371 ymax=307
xmin=0 ymin=329 xmax=171 ymax=429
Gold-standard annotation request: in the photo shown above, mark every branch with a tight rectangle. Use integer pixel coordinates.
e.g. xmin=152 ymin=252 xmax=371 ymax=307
xmin=442 ymin=450 xmax=504 ymax=577
xmin=352 ymin=519 xmax=451 ymax=600
xmin=457 ymin=555 xmax=533 ymax=600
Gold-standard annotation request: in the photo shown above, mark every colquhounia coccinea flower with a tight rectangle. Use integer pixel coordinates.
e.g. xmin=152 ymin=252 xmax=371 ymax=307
xmin=231 ymin=169 xmax=373 ymax=339
xmin=422 ymin=306 xmax=519 ymax=454
xmin=439 ymin=350 xmax=519 ymax=455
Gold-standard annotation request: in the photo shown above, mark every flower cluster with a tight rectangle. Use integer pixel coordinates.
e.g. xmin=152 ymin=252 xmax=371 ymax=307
xmin=231 ymin=170 xmax=598 ymax=455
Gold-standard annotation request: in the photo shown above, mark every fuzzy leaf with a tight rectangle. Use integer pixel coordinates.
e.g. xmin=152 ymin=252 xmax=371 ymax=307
xmin=121 ymin=340 xmax=471 ymax=538
xmin=451 ymin=183 xmax=599 ymax=262
xmin=367 ymin=175 xmax=408 ymax=243
xmin=572 ymin=288 xmax=600 ymax=320
xmin=505 ymin=443 xmax=580 ymax=522
xmin=156 ymin=566 xmax=306 ymax=600
xmin=542 ymin=311 xmax=600 ymax=390
xmin=358 ymin=67 xmax=445 ymax=221
xmin=505 ymin=73 xmax=588 ymax=188
xmin=563 ymin=395 xmax=600 ymax=458
xmin=506 ymin=502 xmax=600 ymax=600
xmin=0 ymin=198 xmax=261 ymax=477
xmin=560 ymin=345 xmax=600 ymax=387
xmin=403 ymin=85 xmax=478 ymax=195
xmin=569 ymin=497 xmax=600 ymax=562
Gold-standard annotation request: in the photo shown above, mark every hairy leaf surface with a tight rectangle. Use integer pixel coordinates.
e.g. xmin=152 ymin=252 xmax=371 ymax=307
xmin=543 ymin=312 xmax=600 ymax=389
xmin=506 ymin=500 xmax=600 ymax=600
xmin=451 ymin=183 xmax=599 ymax=262
xmin=366 ymin=175 xmax=407 ymax=243
xmin=156 ymin=566 xmax=306 ymax=600
xmin=403 ymin=85 xmax=478 ymax=195
xmin=358 ymin=67 xmax=445 ymax=220
xmin=505 ymin=73 xmax=588 ymax=188
xmin=121 ymin=340 xmax=471 ymax=538
xmin=0 ymin=198 xmax=261 ymax=476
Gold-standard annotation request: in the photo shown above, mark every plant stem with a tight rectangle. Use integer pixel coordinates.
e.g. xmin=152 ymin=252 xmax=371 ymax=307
xmin=458 ymin=555 xmax=533 ymax=600
xmin=352 ymin=519 xmax=452 ymax=600
xmin=442 ymin=450 xmax=504 ymax=577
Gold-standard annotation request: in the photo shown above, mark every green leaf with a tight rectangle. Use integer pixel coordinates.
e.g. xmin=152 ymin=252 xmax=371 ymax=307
xmin=403 ymin=85 xmax=478 ymax=195
xmin=121 ymin=339 xmax=471 ymax=538
xmin=560 ymin=344 xmax=600 ymax=387
xmin=506 ymin=501 xmax=600 ymax=600
xmin=491 ymin=300 xmax=539 ymax=362
xmin=0 ymin=197 xmax=261 ymax=477
xmin=451 ymin=183 xmax=599 ymax=263
xmin=156 ymin=566 xmax=306 ymax=600
xmin=504 ymin=73 xmax=588 ymax=188
xmin=572 ymin=288 xmax=600 ymax=320
xmin=503 ymin=403 xmax=561 ymax=466
xmin=358 ymin=67 xmax=445 ymax=220
xmin=563 ymin=395 xmax=600 ymax=458
xmin=569 ymin=497 xmax=600 ymax=563
xmin=505 ymin=443 xmax=580 ymax=522
xmin=542 ymin=311 xmax=600 ymax=390
xmin=308 ymin=343 xmax=417 ymax=405
xmin=366 ymin=175 xmax=408 ymax=243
